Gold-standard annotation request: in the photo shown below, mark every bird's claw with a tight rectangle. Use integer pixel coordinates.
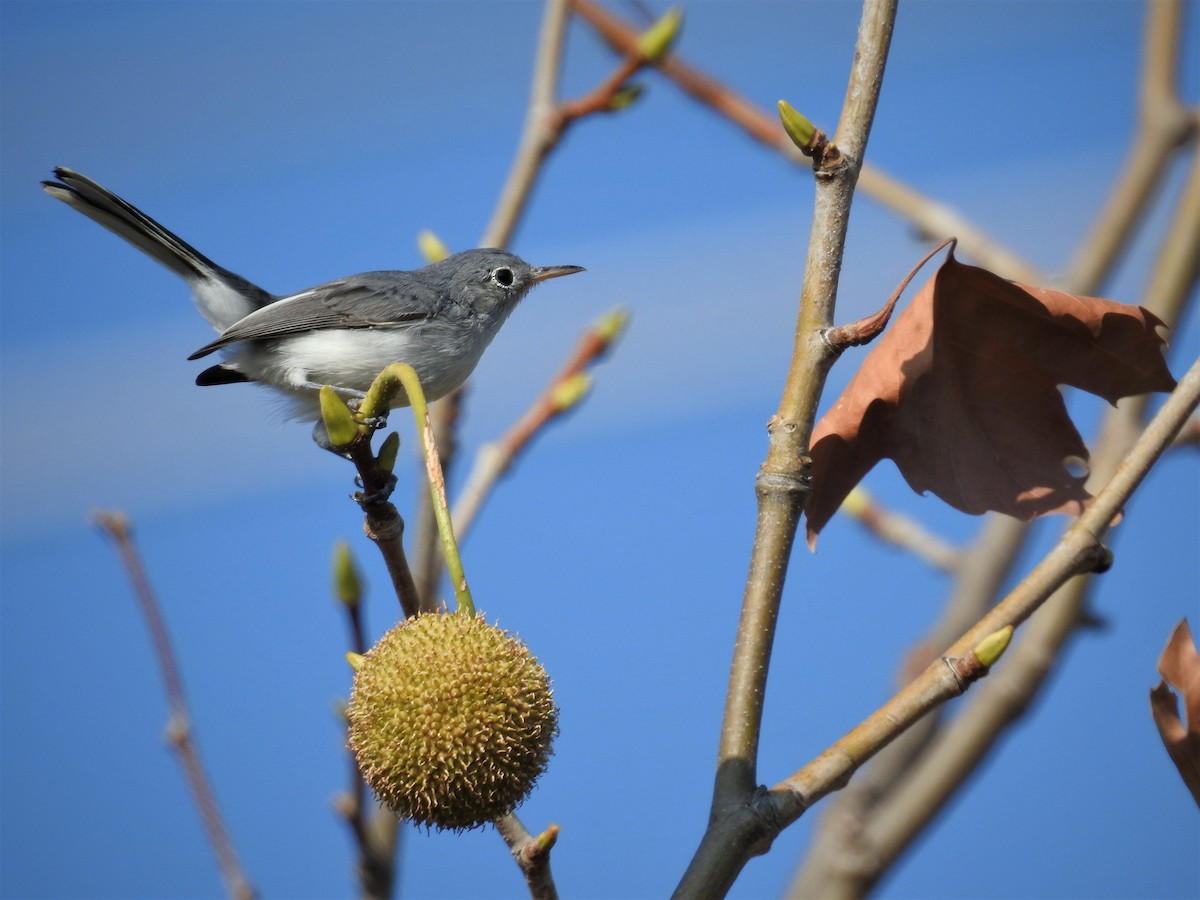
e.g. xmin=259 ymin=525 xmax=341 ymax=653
xmin=358 ymin=413 xmax=388 ymax=432
xmin=355 ymin=472 xmax=398 ymax=506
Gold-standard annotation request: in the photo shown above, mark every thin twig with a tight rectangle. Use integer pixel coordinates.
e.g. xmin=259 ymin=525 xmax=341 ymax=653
xmin=452 ymin=308 xmax=626 ymax=539
xmin=411 ymin=0 xmax=574 ymax=608
xmin=569 ymin=0 xmax=1044 ymax=284
xmin=1064 ymin=0 xmax=1198 ymax=290
xmin=785 ymin=515 xmax=1028 ymax=898
xmin=839 ymin=488 xmax=961 ymax=573
xmin=788 ymin=4 xmax=1198 ymax=889
xmin=94 ymin=511 xmax=255 ymax=900
xmin=482 ymin=0 xmax=574 ymax=249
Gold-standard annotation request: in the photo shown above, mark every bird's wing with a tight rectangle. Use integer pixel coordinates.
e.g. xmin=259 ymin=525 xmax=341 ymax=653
xmin=188 ymin=274 xmax=436 ymax=359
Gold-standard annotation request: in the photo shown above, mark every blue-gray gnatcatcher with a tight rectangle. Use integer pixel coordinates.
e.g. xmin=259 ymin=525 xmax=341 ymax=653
xmin=43 ymin=167 xmax=584 ymax=424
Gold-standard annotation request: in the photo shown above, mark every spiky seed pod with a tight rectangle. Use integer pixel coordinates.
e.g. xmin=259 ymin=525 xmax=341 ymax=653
xmin=347 ymin=612 xmax=557 ymax=831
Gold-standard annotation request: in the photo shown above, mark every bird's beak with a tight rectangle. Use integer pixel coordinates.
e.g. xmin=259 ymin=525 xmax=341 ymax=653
xmin=531 ymin=265 xmax=585 ymax=284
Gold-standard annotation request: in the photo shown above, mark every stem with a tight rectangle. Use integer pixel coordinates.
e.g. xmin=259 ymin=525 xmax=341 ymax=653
xmin=366 ymin=364 xmax=476 ymax=617
xmin=410 ymin=391 xmax=463 ymax=612
xmin=717 ymin=0 xmax=896 ymax=809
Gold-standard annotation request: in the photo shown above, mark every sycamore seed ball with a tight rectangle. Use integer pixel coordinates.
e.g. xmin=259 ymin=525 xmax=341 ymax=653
xmin=347 ymin=612 xmax=558 ymax=831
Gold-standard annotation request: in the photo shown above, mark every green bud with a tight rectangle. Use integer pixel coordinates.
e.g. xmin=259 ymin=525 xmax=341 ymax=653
xmin=332 ymin=540 xmax=363 ymax=608
xmin=320 ymin=386 xmax=360 ymax=449
xmin=346 ymin=651 xmax=366 ymax=672
xmin=533 ymin=823 xmax=560 ymax=852
xmin=637 ymin=6 xmax=683 ymax=63
xmin=593 ymin=306 xmax=630 ymax=346
xmin=607 ymin=83 xmax=644 ymax=112
xmin=376 ymin=431 xmax=401 ymax=473
xmin=418 ymin=230 xmax=451 ymax=264
xmin=973 ymin=626 xmax=1014 ymax=668
xmin=778 ymin=99 xmax=817 ymax=150
xmin=840 ymin=486 xmax=871 ymax=518
xmin=550 ymin=373 xmax=592 ymax=413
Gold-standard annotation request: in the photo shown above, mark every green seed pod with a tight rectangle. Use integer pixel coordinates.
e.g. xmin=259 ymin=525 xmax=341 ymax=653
xmin=347 ymin=612 xmax=558 ymax=831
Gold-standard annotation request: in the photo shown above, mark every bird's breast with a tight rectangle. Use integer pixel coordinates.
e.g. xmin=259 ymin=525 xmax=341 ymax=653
xmin=240 ymin=321 xmax=494 ymax=402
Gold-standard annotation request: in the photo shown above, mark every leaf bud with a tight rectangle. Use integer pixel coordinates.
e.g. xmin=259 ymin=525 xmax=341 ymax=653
xmin=973 ymin=626 xmax=1014 ymax=668
xmin=637 ymin=7 xmax=683 ymax=63
xmin=320 ymin=386 xmax=360 ymax=449
xmin=778 ymin=99 xmax=817 ymax=151
xmin=332 ymin=540 xmax=363 ymax=608
xmin=417 ymin=230 xmax=451 ymax=263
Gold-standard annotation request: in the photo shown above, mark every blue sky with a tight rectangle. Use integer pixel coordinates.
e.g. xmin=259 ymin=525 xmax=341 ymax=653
xmin=2 ymin=2 xmax=1198 ymax=899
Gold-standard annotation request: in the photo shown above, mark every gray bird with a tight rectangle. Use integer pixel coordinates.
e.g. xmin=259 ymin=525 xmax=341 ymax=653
xmin=43 ymin=167 xmax=584 ymax=423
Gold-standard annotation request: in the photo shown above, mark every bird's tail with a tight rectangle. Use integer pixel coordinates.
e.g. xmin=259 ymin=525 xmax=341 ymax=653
xmin=43 ymin=167 xmax=273 ymax=330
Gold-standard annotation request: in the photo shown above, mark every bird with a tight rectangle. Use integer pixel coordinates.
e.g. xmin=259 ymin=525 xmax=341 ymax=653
xmin=42 ymin=167 xmax=584 ymax=426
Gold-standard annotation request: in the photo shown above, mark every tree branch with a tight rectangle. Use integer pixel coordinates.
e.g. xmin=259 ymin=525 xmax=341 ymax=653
xmin=495 ymin=814 xmax=561 ymax=900
xmin=570 ymin=0 xmax=1043 ymax=284
xmin=788 ymin=4 xmax=1198 ymax=888
xmin=830 ymin=141 xmax=1200 ymax=893
xmin=1064 ymin=0 xmax=1198 ymax=290
xmin=787 ymin=90 xmax=1200 ymax=897
xmin=673 ymin=2 xmax=898 ymax=895
xmin=482 ymin=0 xmax=572 ymax=249
xmin=774 ymin=348 xmax=1200 ymax=813
xmin=95 ymin=512 xmax=255 ymax=900
xmin=341 ymin=433 xmax=428 ymax=619
xmin=452 ymin=307 xmax=626 ymax=539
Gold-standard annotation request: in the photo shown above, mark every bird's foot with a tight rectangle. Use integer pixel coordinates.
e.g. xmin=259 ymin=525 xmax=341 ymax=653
xmin=355 ymin=473 xmax=398 ymax=506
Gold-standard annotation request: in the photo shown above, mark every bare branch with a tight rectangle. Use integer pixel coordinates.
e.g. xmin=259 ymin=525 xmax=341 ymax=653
xmin=482 ymin=0 xmax=573 ymax=249
xmin=826 ymin=141 xmax=1200 ymax=892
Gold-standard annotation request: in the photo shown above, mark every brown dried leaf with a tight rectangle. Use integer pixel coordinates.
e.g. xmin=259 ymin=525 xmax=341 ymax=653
xmin=1151 ymin=619 xmax=1200 ymax=805
xmin=806 ymin=250 xmax=1176 ymax=547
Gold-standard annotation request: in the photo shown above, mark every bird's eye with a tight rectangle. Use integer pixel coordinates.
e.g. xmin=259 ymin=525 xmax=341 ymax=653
xmin=491 ymin=267 xmax=515 ymax=287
